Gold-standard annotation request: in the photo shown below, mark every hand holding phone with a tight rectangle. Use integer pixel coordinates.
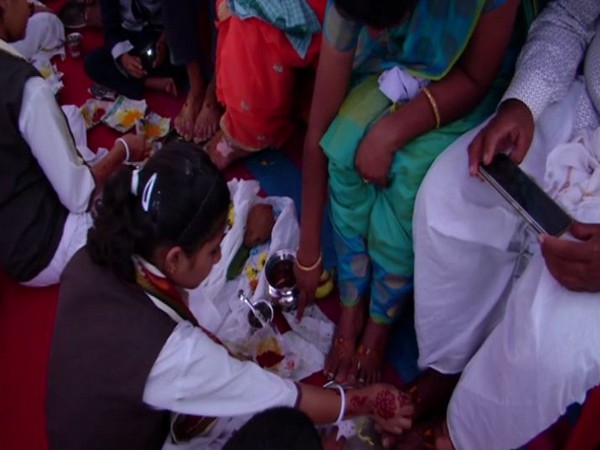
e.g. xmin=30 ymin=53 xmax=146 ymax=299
xmin=479 ymin=153 xmax=572 ymax=236
xmin=140 ymin=42 xmax=157 ymax=72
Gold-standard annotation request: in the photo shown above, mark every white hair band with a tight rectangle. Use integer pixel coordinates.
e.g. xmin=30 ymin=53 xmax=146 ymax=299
xmin=141 ymin=173 xmax=158 ymax=212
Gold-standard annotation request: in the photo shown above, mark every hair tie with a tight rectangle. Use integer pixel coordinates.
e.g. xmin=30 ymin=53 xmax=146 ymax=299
xmin=141 ymin=173 xmax=158 ymax=212
xmin=130 ymin=169 xmax=140 ymax=196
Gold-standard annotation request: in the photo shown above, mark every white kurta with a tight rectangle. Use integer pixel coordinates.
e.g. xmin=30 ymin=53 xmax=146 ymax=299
xmin=413 ymin=0 xmax=600 ymax=448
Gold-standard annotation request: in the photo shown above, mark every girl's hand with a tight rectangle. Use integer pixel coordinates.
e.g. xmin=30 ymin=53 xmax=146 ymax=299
xmin=116 ymin=134 xmax=150 ymax=162
xmin=354 ymin=118 xmax=398 ymax=187
xmin=347 ymin=384 xmax=413 ymax=435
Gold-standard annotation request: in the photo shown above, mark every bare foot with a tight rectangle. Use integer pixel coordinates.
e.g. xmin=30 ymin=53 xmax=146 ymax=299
xmin=354 ymin=319 xmax=391 ymax=386
xmin=205 ymin=130 xmax=251 ymax=170
xmin=144 ymin=77 xmax=178 ymax=97
xmin=193 ymin=80 xmax=221 ymax=144
xmin=324 ymin=301 xmax=367 ymax=386
xmin=175 ymin=90 xmax=205 ymax=141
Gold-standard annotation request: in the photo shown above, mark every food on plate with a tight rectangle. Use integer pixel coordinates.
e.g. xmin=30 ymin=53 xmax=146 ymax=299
xmin=102 ymin=96 xmax=147 ymax=132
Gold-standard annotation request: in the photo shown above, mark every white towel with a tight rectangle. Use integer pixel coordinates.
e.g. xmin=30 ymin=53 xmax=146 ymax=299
xmin=377 ymin=66 xmax=429 ymax=104
xmin=545 ymin=126 xmax=600 ymax=223
xmin=11 ymin=12 xmax=65 ymax=62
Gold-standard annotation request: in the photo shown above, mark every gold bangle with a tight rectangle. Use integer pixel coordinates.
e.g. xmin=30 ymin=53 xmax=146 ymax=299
xmin=422 ymin=87 xmax=441 ymax=129
xmin=296 ymin=252 xmax=322 ymax=272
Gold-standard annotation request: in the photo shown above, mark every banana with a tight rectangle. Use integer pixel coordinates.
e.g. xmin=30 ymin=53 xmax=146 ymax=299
xmin=315 ymin=272 xmax=334 ymax=299
xmin=319 ymin=269 xmax=330 ymax=283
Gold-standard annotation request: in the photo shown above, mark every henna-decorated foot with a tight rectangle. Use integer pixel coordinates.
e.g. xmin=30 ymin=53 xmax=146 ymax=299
xmin=354 ymin=319 xmax=391 ymax=386
xmin=324 ymin=301 xmax=366 ymax=385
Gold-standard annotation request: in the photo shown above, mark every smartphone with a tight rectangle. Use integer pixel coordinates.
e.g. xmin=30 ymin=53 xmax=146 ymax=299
xmin=140 ymin=42 xmax=157 ymax=71
xmin=479 ymin=153 xmax=572 ymax=236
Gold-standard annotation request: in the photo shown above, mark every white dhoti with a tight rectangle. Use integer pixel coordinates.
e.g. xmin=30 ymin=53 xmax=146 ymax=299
xmin=413 ymin=78 xmax=600 ymax=449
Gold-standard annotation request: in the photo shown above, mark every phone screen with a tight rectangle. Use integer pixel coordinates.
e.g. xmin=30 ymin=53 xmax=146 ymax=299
xmin=479 ymin=153 xmax=572 ymax=236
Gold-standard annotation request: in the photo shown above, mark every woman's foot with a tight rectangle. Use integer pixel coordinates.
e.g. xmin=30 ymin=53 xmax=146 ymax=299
xmin=204 ymin=130 xmax=251 ymax=170
xmin=324 ymin=301 xmax=367 ymax=385
xmin=193 ymin=79 xmax=221 ymax=144
xmin=144 ymin=76 xmax=178 ymax=97
xmin=175 ymin=89 xmax=205 ymax=141
xmin=354 ymin=319 xmax=391 ymax=385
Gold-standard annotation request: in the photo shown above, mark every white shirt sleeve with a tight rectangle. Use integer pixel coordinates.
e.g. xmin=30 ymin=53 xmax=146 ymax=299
xmin=18 ymin=77 xmax=95 ymax=212
xmin=502 ymin=0 xmax=600 ymax=120
xmin=111 ymin=40 xmax=134 ymax=60
xmin=143 ymin=321 xmax=300 ymax=417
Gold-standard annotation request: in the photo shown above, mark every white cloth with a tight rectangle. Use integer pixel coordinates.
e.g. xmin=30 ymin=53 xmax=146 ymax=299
xmin=413 ymin=39 xmax=600 ymax=450
xmin=144 ymin=321 xmax=298 ymax=449
xmin=11 ymin=12 xmax=65 ymax=62
xmin=143 ymin=321 xmax=299 ymax=416
xmin=19 ymin=76 xmax=96 ymax=212
xmin=377 ymin=66 xmax=429 ymax=104
xmin=545 ymin=126 xmax=600 ymax=222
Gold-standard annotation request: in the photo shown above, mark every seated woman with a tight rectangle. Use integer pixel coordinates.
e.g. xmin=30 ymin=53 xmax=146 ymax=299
xmin=45 ymin=142 xmax=413 ymax=450
xmin=0 ymin=0 xmax=147 ymax=287
xmin=85 ymin=0 xmax=182 ymax=99
xmin=203 ymin=0 xmax=327 ymax=169
xmin=294 ymin=0 xmax=520 ymax=387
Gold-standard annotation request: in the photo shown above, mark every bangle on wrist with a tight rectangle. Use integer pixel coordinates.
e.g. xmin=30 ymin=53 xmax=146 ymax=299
xmin=295 ymin=251 xmax=322 ymax=272
xmin=116 ymin=137 xmax=130 ymax=163
xmin=326 ymin=384 xmax=345 ymax=424
xmin=422 ymin=86 xmax=441 ymax=129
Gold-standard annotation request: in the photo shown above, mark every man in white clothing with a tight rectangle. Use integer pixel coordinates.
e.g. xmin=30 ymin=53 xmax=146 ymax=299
xmin=411 ymin=0 xmax=600 ymax=448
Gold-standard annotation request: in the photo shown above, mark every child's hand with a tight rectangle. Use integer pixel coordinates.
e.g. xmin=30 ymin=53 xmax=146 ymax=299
xmin=120 ymin=54 xmax=147 ymax=79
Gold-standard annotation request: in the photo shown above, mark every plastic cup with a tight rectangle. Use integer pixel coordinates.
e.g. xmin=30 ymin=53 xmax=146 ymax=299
xmin=66 ymin=32 xmax=83 ymax=59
